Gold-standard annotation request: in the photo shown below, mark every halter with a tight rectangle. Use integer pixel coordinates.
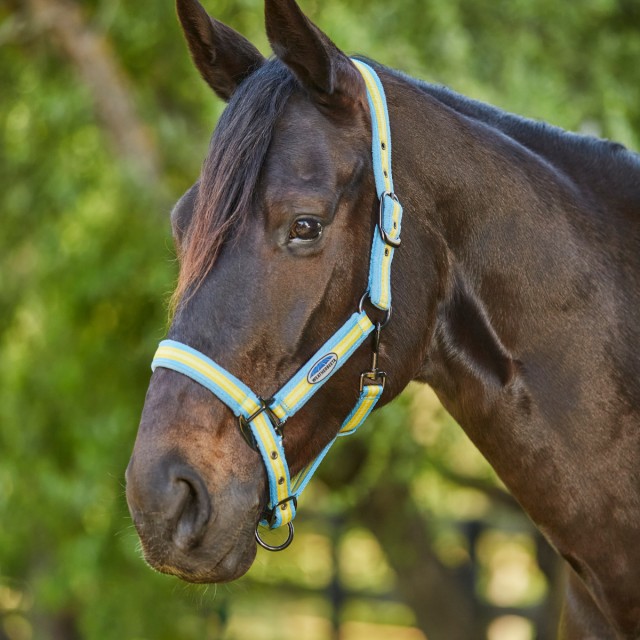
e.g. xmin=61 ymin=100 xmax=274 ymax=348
xmin=151 ymin=60 xmax=403 ymax=551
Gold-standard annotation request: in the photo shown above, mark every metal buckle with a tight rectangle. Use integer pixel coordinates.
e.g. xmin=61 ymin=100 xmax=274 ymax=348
xmin=238 ymin=397 xmax=284 ymax=451
xmin=378 ymin=192 xmax=401 ymax=248
xmin=360 ymin=370 xmax=386 ymax=392
xmin=358 ymin=319 xmax=387 ymax=392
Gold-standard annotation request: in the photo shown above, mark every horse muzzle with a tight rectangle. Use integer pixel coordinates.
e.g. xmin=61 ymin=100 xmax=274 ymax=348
xmin=125 ymin=446 xmax=261 ymax=583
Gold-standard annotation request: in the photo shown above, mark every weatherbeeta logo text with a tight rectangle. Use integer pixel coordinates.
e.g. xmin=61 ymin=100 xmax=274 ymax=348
xmin=307 ymin=353 xmax=339 ymax=384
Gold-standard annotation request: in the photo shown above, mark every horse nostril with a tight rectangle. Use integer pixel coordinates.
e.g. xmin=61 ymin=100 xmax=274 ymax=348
xmin=171 ymin=469 xmax=211 ymax=552
xmin=125 ymin=455 xmax=212 ymax=552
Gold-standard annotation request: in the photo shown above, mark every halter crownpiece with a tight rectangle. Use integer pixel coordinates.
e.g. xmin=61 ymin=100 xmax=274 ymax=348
xmin=151 ymin=60 xmax=403 ymax=551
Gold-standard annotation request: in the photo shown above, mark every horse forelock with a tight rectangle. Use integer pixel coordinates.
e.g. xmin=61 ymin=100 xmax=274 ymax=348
xmin=172 ymin=60 xmax=298 ymax=310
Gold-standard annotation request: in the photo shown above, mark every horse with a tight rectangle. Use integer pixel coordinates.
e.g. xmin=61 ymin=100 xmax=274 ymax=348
xmin=125 ymin=0 xmax=640 ymax=636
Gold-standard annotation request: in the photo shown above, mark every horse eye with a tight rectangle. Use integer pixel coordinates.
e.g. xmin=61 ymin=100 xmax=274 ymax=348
xmin=289 ymin=218 xmax=323 ymax=243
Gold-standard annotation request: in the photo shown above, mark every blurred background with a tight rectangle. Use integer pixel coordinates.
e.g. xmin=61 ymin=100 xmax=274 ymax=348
xmin=1 ymin=0 xmax=638 ymax=638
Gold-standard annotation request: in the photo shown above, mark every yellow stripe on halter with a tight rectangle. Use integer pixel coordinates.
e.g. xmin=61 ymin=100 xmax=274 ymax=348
xmin=377 ymin=198 xmax=401 ymax=309
xmin=340 ymin=384 xmax=381 ymax=435
xmin=281 ymin=315 xmax=374 ymax=410
xmin=155 ymin=345 xmax=261 ymax=415
xmin=352 ymin=60 xmax=393 ymax=194
xmin=379 ymin=252 xmax=391 ymax=309
xmin=250 ymin=413 xmax=292 ymax=523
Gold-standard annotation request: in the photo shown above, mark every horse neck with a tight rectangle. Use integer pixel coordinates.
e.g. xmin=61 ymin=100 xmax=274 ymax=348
xmin=390 ymin=72 xmax=635 ymax=517
xmin=387 ymin=74 xmax=640 ymax=624
xmin=387 ymin=73 xmax=604 ymax=356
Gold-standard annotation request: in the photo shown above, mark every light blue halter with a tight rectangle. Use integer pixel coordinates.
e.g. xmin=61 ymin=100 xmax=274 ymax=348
xmin=151 ymin=60 xmax=403 ymax=551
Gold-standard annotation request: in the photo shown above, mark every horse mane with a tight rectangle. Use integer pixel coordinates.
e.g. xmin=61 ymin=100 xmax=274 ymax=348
xmin=377 ymin=62 xmax=640 ymax=203
xmin=172 ymin=59 xmax=297 ymax=309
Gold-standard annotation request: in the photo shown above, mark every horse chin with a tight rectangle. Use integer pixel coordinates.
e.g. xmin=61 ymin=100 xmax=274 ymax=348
xmin=137 ymin=523 xmax=258 ymax=584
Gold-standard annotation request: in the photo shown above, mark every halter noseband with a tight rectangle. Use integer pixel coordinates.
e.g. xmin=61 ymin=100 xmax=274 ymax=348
xmin=151 ymin=61 xmax=403 ymax=551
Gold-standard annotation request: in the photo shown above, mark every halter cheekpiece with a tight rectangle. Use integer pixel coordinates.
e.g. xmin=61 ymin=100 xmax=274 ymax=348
xmin=151 ymin=60 xmax=403 ymax=551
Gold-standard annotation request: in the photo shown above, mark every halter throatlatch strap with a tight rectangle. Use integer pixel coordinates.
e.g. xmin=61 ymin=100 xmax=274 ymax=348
xmin=150 ymin=60 xmax=402 ymax=550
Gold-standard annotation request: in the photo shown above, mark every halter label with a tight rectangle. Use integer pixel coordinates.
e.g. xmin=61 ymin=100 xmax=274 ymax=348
xmin=307 ymin=353 xmax=338 ymax=384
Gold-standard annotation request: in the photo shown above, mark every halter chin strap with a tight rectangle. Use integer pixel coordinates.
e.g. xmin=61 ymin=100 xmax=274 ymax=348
xmin=151 ymin=60 xmax=403 ymax=550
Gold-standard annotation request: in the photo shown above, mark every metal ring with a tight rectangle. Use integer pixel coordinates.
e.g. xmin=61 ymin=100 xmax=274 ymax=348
xmin=379 ymin=305 xmax=392 ymax=328
xmin=358 ymin=291 xmax=392 ymax=328
xmin=358 ymin=290 xmax=368 ymax=313
xmin=255 ymin=522 xmax=294 ymax=552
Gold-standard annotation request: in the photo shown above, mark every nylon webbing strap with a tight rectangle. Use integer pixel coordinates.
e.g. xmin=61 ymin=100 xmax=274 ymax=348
xmin=289 ymin=383 xmax=383 ymax=497
xmin=352 ymin=59 xmax=403 ymax=311
xmin=270 ymin=312 xmax=373 ymax=417
xmin=339 ymin=383 xmax=384 ymax=436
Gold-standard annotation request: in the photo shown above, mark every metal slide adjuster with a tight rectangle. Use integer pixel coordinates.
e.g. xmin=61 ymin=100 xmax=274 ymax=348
xmin=378 ymin=191 xmax=401 ymax=248
xmin=238 ymin=397 xmax=284 ymax=450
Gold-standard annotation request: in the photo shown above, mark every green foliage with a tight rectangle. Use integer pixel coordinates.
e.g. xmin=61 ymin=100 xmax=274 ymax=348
xmin=1 ymin=0 xmax=638 ymax=638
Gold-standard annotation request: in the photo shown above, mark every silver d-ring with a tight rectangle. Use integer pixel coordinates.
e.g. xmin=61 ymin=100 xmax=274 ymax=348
xmin=359 ymin=290 xmax=392 ymax=328
xmin=358 ymin=290 xmax=368 ymax=313
xmin=255 ymin=522 xmax=295 ymax=552
xmin=380 ymin=305 xmax=392 ymax=328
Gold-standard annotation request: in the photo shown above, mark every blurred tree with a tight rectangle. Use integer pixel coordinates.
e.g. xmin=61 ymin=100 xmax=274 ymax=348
xmin=1 ymin=0 xmax=637 ymax=638
xmin=25 ymin=0 xmax=161 ymax=186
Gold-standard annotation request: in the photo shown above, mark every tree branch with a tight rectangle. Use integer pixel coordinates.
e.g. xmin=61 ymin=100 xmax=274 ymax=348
xmin=24 ymin=0 xmax=162 ymax=187
xmin=426 ymin=457 xmax=521 ymax=511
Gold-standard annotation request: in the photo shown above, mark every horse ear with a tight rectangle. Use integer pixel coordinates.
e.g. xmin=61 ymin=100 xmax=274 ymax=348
xmin=177 ymin=0 xmax=265 ymax=101
xmin=264 ymin=0 xmax=364 ymax=111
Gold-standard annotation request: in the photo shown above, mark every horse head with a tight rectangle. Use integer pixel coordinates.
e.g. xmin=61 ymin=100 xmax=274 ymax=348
xmin=125 ymin=0 xmax=443 ymax=583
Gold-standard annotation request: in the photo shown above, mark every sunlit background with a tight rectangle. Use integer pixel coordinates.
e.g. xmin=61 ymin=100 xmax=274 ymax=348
xmin=1 ymin=0 xmax=638 ymax=638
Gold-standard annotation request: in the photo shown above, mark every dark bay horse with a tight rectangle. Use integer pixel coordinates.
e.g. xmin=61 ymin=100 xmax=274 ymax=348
xmin=125 ymin=0 xmax=640 ymax=636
